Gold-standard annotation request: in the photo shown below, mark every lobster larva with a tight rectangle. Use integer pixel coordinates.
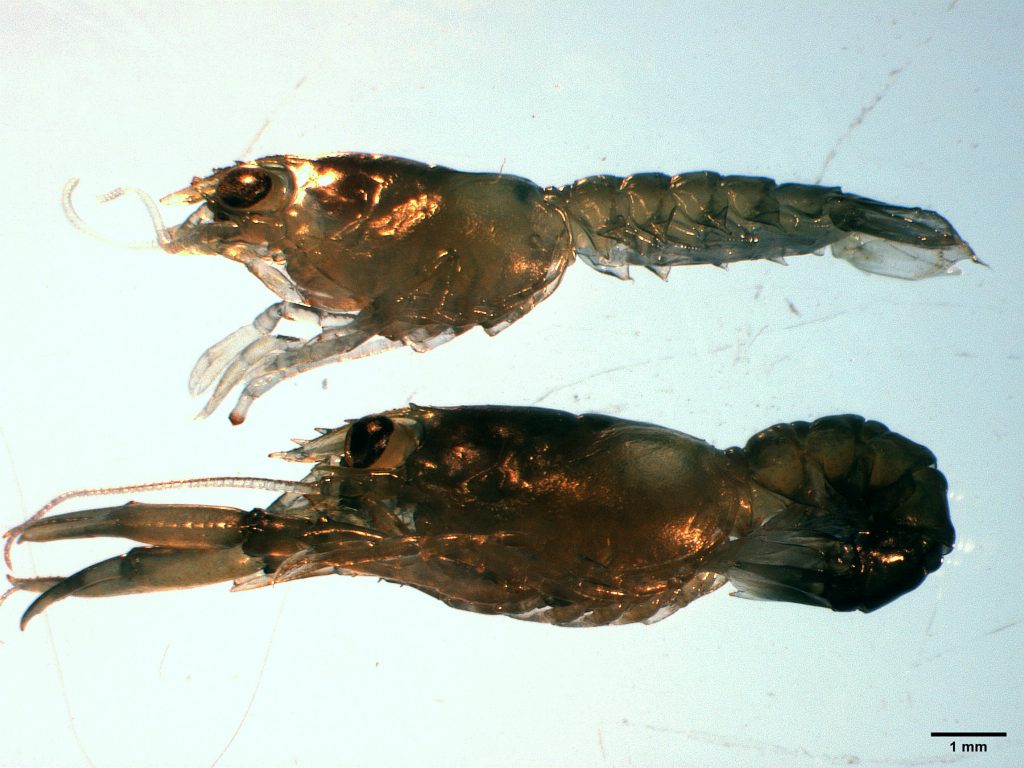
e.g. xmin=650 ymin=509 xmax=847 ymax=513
xmin=66 ymin=155 xmax=978 ymax=422
xmin=4 ymin=406 xmax=954 ymax=629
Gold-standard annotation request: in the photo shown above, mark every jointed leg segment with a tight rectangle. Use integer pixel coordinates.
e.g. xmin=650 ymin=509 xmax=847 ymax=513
xmin=189 ymin=303 xmax=403 ymax=422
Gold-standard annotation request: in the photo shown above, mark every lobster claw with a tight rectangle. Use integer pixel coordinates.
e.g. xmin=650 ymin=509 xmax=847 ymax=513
xmin=15 ymin=546 xmax=263 ymax=630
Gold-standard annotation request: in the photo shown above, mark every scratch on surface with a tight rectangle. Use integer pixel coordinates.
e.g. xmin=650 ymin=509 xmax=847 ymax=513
xmin=705 ymin=324 xmax=766 ymax=356
xmin=208 ymin=593 xmax=288 ymax=768
xmin=1 ymin=426 xmax=97 ymax=767
xmin=619 ymin=718 xmax=858 ymax=764
xmin=924 ymin=605 xmax=937 ymax=638
xmin=816 ymin=64 xmax=908 ymax=184
xmin=783 ymin=307 xmax=859 ymax=331
xmin=763 ymin=354 xmax=792 ymax=375
xmin=532 ymin=355 xmax=675 ymax=404
xmin=733 ymin=324 xmax=766 ymax=366
xmin=618 ymin=718 xmax=965 ymax=765
xmin=984 ymin=616 xmax=1023 ymax=636
xmin=241 ymin=75 xmax=309 ymax=159
xmin=907 ymin=614 xmax=1022 ymax=670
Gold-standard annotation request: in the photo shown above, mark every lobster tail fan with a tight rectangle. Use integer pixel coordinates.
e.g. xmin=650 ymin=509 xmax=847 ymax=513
xmin=827 ymin=195 xmax=977 ymax=280
xmin=717 ymin=416 xmax=955 ymax=612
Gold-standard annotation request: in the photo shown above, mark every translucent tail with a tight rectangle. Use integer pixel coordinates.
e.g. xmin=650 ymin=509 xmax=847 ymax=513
xmin=714 ymin=415 xmax=954 ymax=612
xmin=550 ymin=172 xmax=978 ymax=281
xmin=828 ymin=195 xmax=978 ymax=279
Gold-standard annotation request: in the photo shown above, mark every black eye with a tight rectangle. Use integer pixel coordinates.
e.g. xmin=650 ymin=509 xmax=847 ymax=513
xmin=344 ymin=416 xmax=395 ymax=468
xmin=216 ymin=167 xmax=274 ymax=209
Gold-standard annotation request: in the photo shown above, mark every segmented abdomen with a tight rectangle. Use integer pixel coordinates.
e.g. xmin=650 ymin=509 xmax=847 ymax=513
xmin=716 ymin=415 xmax=954 ymax=612
xmin=548 ymin=171 xmax=974 ymax=280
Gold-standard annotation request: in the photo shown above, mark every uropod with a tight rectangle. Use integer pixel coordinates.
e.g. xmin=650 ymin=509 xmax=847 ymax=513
xmin=65 ymin=155 xmax=979 ymax=423
xmin=4 ymin=406 xmax=954 ymax=629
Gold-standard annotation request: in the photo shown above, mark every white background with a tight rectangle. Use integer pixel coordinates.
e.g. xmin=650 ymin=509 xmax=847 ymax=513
xmin=1 ymin=2 xmax=1021 ymax=766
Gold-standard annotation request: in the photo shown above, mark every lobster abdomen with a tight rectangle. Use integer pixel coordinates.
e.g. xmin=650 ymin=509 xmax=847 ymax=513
xmin=716 ymin=415 xmax=954 ymax=612
xmin=549 ymin=171 xmax=975 ymax=281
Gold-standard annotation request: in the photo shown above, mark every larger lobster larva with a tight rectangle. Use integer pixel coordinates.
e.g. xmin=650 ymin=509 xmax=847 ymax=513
xmin=4 ymin=406 xmax=953 ymax=629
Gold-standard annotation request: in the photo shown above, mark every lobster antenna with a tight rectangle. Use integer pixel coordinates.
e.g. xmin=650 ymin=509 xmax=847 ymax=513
xmin=62 ymin=178 xmax=175 ymax=249
xmin=3 ymin=476 xmax=315 ymax=568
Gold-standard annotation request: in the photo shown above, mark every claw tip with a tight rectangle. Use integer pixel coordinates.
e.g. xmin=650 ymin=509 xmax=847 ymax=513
xmin=19 ymin=599 xmax=43 ymax=631
xmin=3 ymin=538 xmax=16 ymax=570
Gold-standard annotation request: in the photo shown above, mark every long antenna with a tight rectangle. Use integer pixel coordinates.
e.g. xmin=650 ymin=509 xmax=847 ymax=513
xmin=4 ymin=476 xmax=315 ymax=568
xmin=62 ymin=178 xmax=175 ymax=249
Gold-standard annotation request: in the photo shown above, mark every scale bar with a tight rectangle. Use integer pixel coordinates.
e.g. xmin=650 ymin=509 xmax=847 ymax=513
xmin=931 ymin=732 xmax=1006 ymax=737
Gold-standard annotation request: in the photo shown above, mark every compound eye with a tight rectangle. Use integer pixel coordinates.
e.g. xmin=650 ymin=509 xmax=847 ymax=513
xmin=214 ymin=166 xmax=280 ymax=211
xmin=344 ymin=416 xmax=395 ymax=469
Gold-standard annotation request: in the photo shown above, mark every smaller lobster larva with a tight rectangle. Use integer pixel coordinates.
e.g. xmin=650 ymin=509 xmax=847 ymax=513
xmin=65 ymin=155 xmax=979 ymax=423
xmin=4 ymin=406 xmax=954 ymax=629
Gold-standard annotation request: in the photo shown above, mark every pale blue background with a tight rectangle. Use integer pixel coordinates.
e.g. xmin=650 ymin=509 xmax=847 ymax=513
xmin=1 ymin=2 xmax=1021 ymax=766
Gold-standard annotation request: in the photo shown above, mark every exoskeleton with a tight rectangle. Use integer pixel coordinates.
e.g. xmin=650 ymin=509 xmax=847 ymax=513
xmin=67 ymin=155 xmax=979 ymax=422
xmin=4 ymin=406 xmax=953 ymax=629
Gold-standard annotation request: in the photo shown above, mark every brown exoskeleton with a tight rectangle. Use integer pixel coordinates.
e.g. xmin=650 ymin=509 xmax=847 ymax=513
xmin=4 ymin=406 xmax=954 ymax=629
xmin=65 ymin=155 xmax=978 ymax=422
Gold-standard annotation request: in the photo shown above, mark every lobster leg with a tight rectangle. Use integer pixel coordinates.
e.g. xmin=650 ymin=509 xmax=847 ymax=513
xmin=16 ymin=502 xmax=251 ymax=549
xmin=197 ymin=328 xmax=376 ymax=422
xmin=16 ymin=546 xmax=264 ymax=629
xmin=224 ymin=333 xmax=403 ymax=425
xmin=189 ymin=301 xmax=323 ymax=396
xmin=7 ymin=502 xmax=281 ymax=628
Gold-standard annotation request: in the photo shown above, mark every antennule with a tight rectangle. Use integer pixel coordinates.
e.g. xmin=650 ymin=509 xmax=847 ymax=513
xmin=62 ymin=178 xmax=176 ymax=250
